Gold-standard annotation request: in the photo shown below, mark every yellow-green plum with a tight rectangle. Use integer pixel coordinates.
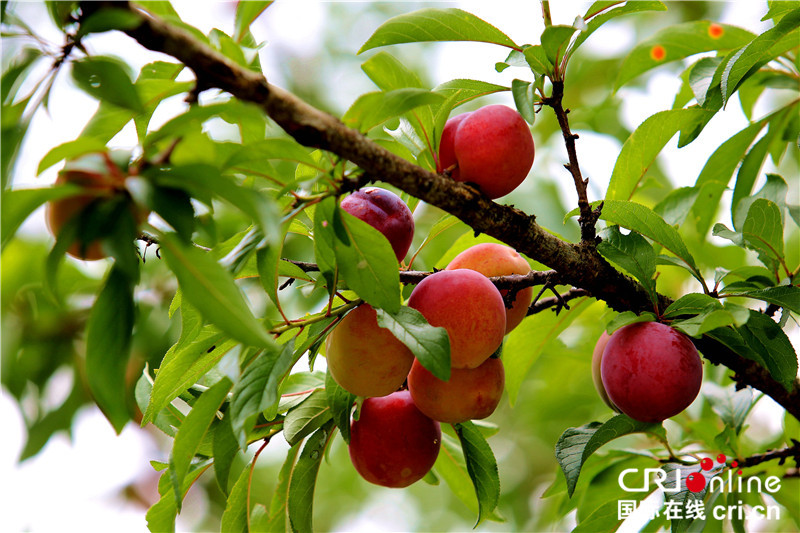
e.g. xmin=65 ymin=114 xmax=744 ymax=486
xmin=349 ymin=390 xmax=441 ymax=488
xmin=325 ymin=303 xmax=414 ymax=398
xmin=408 ymin=269 xmax=506 ymax=369
xmin=340 ymin=187 xmax=415 ymax=262
xmin=407 ymin=357 xmax=504 ymax=424
xmin=601 ymin=322 xmax=703 ymax=423
xmin=439 ymin=105 xmax=534 ymax=199
xmin=446 ymin=243 xmax=533 ymax=333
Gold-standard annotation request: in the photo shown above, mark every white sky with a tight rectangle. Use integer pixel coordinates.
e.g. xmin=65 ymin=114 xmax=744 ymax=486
xmin=2 ymin=1 xmax=797 ymax=532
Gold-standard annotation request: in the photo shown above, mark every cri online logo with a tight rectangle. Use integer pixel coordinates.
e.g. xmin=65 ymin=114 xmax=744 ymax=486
xmin=619 ymin=452 xmax=782 ymax=495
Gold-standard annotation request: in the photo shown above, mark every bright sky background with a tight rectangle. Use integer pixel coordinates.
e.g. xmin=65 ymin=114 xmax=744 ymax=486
xmin=1 ymin=2 xmax=796 ymax=532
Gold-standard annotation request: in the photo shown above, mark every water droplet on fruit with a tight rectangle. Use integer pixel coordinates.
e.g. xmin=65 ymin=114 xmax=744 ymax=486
xmin=700 ymin=458 xmax=713 ymax=471
xmin=686 ymin=472 xmax=706 ymax=493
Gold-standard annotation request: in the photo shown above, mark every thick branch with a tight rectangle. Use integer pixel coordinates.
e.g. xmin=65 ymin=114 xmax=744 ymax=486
xmin=90 ymin=2 xmax=800 ymax=421
xmin=738 ymin=440 xmax=800 ymax=470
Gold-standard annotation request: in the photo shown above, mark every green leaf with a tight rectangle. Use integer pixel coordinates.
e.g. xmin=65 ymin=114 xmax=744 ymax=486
xmin=262 ymin=443 xmax=301 ymax=532
xmin=229 ymin=340 xmax=296 ymax=447
xmin=615 ymin=21 xmax=755 ymax=90
xmin=742 ymin=199 xmax=785 ymax=271
xmin=555 ymin=415 xmax=665 ymax=497
xmin=572 ymin=500 xmax=622 ymax=533
xmin=234 ymin=1 xmax=271 ymax=42
xmin=504 ymin=297 xmax=594 ymax=405
xmin=688 ymin=56 xmax=723 ymax=106
xmin=160 ymin=234 xmax=275 ymax=349
xmin=86 ymin=265 xmax=135 ymax=433
xmin=454 ymin=421 xmax=500 ymax=526
xmin=287 ymin=420 xmax=335 ymax=533
xmin=569 ymin=1 xmax=666 ymax=57
xmin=691 ymin=118 xmax=767 ymax=236
xmin=343 ymin=88 xmax=443 ymax=132
xmin=663 ymin=293 xmax=720 ymax=318
xmin=597 ymin=226 xmax=657 ymax=307
xmin=359 ymin=8 xmax=518 ymax=53
xmin=605 ymin=310 xmax=656 ymax=333
xmin=283 ymin=389 xmax=332 ymax=446
xmin=169 ymin=378 xmax=232 ymax=510
xmin=71 ymin=56 xmax=143 ymax=112
xmin=143 ymin=327 xmax=234 ymax=426
xmin=223 ymin=139 xmax=321 ymax=171
xmin=721 ymin=285 xmax=800 ymax=314
xmin=37 ymin=138 xmax=108 ymax=175
xmin=511 ymin=78 xmax=537 ymax=125
xmin=738 ymin=311 xmax=798 ymax=390
xmin=325 ymin=371 xmax=355 ymax=444
xmin=721 ymin=8 xmax=800 ymax=106
xmin=671 ymin=305 xmax=749 ymax=338
xmin=600 ymin=200 xmax=704 ymax=286
xmin=704 ymin=382 xmax=754 ymax=434
xmin=331 ymin=207 xmax=401 ymax=313
xmin=146 ymin=461 xmax=210 ymax=533
xmin=763 ymin=1 xmax=800 ymax=21
xmin=18 ymin=377 xmax=87 ymax=462
xmin=1 ymin=186 xmax=80 ymax=250
xmin=362 ymin=51 xmax=425 ymax=90
xmin=76 ymin=6 xmax=142 ymax=38
xmin=220 ymin=462 xmax=251 ymax=533
xmin=213 ymin=415 xmax=239 ymax=495
xmin=522 ymin=45 xmax=554 ymax=76
xmin=653 ymin=186 xmax=700 ymax=226
xmin=256 ymin=228 xmax=289 ymax=311
xmin=541 ymin=25 xmax=577 ymax=65
xmin=606 ymin=108 xmax=714 ymax=201
xmin=375 ymin=306 xmax=451 ymax=381
xmin=312 ymin=198 xmax=338 ymax=299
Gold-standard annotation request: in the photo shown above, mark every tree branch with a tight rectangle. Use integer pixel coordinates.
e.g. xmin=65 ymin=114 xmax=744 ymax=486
xmin=81 ymin=1 xmax=800 ymax=421
xmin=738 ymin=440 xmax=800 ymax=470
xmin=542 ymin=81 xmax=597 ymax=242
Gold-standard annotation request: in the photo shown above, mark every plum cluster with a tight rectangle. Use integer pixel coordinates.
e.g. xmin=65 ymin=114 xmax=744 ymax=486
xmin=328 ymin=179 xmax=534 ymax=488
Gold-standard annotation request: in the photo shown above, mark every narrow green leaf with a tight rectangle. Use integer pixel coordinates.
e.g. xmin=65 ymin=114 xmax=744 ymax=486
xmin=721 ymin=8 xmax=800 ymax=105
xmin=220 ymin=462 xmax=251 ymax=533
xmin=688 ymin=56 xmax=723 ymax=106
xmin=555 ymin=415 xmax=665 ymax=497
xmin=143 ymin=327 xmax=234 ymax=426
xmin=572 ymin=500 xmax=622 ymax=533
xmin=343 ymin=88 xmax=443 ymax=132
xmin=18 ymin=378 xmax=87 ymax=462
xmin=76 ymin=6 xmax=142 ymax=38
xmin=223 ymin=139 xmax=320 ymax=171
xmin=671 ymin=306 xmax=749 ymax=338
xmin=256 ymin=228 xmax=289 ymax=310
xmin=361 ymin=51 xmax=425 ymax=90
xmin=359 ymin=8 xmax=518 ymax=53
xmin=287 ymin=420 xmax=335 ymax=533
xmin=230 ymin=340 xmax=296 ymax=447
xmin=71 ymin=56 xmax=143 ymax=112
xmin=522 ymin=45 xmax=553 ymax=76
xmin=213 ymin=415 xmax=239 ymax=495
xmin=540 ymin=25 xmax=577 ymax=64
xmin=283 ymin=389 xmax=332 ymax=446
xmin=325 ymin=371 xmax=355 ymax=444
xmin=606 ymin=108 xmax=714 ymax=201
xmin=742 ymin=199 xmax=785 ymax=271
xmin=653 ymin=186 xmax=700 ymax=226
xmin=258 ymin=443 xmax=301 ymax=532
xmin=37 ymin=138 xmax=108 ymax=175
xmin=663 ymin=293 xmax=720 ymax=318
xmin=454 ymin=421 xmax=500 ymax=526
xmin=597 ymin=226 xmax=657 ymax=306
xmin=1 ymin=186 xmax=80 ymax=250
xmin=375 ymin=306 xmax=451 ymax=381
xmin=234 ymin=1 xmax=271 ymax=42
xmin=504 ymin=297 xmax=593 ymax=405
xmin=615 ymin=21 xmax=755 ymax=90
xmin=146 ymin=461 xmax=210 ymax=533
xmin=86 ymin=266 xmax=135 ymax=433
xmin=721 ymin=285 xmax=800 ymax=314
xmin=332 ymin=207 xmax=401 ymax=313
xmin=160 ymin=233 xmax=275 ymax=349
xmin=605 ymin=310 xmax=657 ymax=333
xmin=169 ymin=378 xmax=232 ymax=510
xmin=763 ymin=1 xmax=800 ymax=21
xmin=600 ymin=200 xmax=703 ymax=286
xmin=312 ymin=197 xmax=338 ymax=299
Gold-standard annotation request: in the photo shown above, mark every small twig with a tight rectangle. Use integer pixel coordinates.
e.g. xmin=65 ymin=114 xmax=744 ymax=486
xmin=540 ymin=0 xmax=553 ymax=27
xmin=542 ymin=81 xmax=597 ymax=242
xmin=527 ymin=288 xmax=588 ymax=316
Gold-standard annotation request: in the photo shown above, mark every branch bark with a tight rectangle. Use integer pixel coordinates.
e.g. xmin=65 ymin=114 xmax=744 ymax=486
xmin=81 ymin=2 xmax=800 ymax=421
